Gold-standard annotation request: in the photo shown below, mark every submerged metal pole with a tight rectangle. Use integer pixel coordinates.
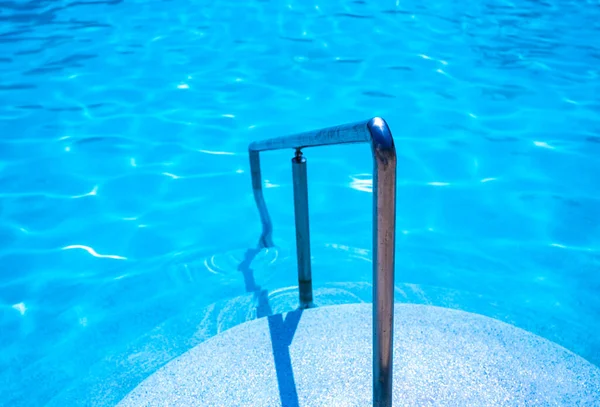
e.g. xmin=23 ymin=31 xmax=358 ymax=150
xmin=291 ymin=149 xmax=314 ymax=309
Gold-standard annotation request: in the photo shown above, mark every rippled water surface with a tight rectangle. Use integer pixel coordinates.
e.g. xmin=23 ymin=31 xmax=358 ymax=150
xmin=1 ymin=0 xmax=599 ymax=405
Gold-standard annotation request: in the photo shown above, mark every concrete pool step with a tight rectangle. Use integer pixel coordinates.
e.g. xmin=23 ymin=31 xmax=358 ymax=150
xmin=118 ymin=303 xmax=600 ymax=407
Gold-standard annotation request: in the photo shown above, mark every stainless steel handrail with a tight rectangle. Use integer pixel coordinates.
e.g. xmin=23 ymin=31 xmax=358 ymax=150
xmin=248 ymin=117 xmax=397 ymax=407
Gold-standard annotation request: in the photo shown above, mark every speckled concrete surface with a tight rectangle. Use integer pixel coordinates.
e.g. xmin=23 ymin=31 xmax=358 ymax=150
xmin=117 ymin=304 xmax=600 ymax=407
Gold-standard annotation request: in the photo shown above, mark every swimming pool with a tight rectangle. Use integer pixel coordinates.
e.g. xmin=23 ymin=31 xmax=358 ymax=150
xmin=1 ymin=0 xmax=599 ymax=405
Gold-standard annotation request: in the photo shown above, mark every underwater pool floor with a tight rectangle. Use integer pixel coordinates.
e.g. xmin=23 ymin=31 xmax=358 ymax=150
xmin=118 ymin=303 xmax=600 ymax=407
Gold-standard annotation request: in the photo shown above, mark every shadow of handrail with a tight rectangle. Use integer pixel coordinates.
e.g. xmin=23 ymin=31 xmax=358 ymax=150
xmin=238 ymin=246 xmax=302 ymax=407
xmin=268 ymin=310 xmax=303 ymax=407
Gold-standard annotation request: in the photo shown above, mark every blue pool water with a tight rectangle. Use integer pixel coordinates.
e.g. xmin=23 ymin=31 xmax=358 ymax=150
xmin=1 ymin=0 xmax=599 ymax=405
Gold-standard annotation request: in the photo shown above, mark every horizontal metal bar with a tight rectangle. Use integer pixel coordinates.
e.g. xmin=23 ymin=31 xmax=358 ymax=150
xmin=247 ymin=116 xmax=396 ymax=407
xmin=249 ymin=120 xmax=372 ymax=152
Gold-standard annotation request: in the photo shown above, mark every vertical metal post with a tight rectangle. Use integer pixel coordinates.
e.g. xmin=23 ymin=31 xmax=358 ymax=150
xmin=371 ymin=118 xmax=397 ymax=407
xmin=291 ymin=149 xmax=314 ymax=309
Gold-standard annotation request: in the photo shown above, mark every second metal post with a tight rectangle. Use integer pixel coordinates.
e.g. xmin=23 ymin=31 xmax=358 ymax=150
xmin=292 ymin=149 xmax=314 ymax=309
